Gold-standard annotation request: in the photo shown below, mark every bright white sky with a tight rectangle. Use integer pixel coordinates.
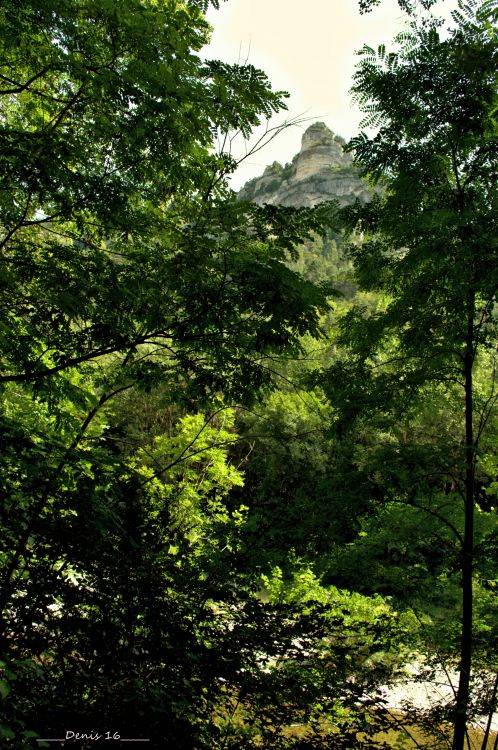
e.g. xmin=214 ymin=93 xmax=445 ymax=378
xmin=203 ymin=0 xmax=459 ymax=189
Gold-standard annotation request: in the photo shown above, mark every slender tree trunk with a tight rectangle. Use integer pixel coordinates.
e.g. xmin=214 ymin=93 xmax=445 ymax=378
xmin=452 ymin=299 xmax=475 ymax=750
xmin=480 ymin=673 xmax=498 ymax=750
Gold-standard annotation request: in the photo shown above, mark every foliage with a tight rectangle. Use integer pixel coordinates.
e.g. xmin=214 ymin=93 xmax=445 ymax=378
xmin=235 ymin=384 xmax=384 ymax=577
xmin=358 ymin=0 xmax=441 ymax=14
xmin=0 ymin=401 xmax=410 ymax=749
xmin=0 ymin=1 xmax=341 ymax=746
xmin=0 ymin=0 xmax=335 ymax=404
xmin=2 ymin=0 xmax=497 ymax=747
xmin=319 ymin=1 xmax=498 ymax=746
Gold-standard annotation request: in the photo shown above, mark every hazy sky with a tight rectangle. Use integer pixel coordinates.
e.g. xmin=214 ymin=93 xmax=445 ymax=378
xmin=203 ymin=0 xmax=459 ymax=189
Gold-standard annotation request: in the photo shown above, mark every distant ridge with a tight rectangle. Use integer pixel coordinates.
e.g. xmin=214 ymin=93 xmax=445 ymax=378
xmin=238 ymin=122 xmax=370 ymax=208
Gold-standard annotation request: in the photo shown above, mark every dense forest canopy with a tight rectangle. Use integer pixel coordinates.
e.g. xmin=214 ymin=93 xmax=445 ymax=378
xmin=0 ymin=0 xmax=497 ymax=749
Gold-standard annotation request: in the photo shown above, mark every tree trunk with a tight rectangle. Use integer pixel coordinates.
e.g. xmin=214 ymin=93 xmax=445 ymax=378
xmin=480 ymin=673 xmax=498 ymax=750
xmin=452 ymin=300 xmax=475 ymax=750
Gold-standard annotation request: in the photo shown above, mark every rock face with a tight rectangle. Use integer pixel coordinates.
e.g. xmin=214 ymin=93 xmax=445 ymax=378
xmin=238 ymin=122 xmax=370 ymax=208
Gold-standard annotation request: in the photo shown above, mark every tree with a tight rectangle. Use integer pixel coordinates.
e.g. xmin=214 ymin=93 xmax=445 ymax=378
xmin=0 ymin=1 xmax=339 ymax=745
xmin=0 ymin=0 xmax=333 ymax=609
xmin=324 ymin=1 xmax=497 ymax=747
xmin=0 ymin=0 xmax=333 ymax=395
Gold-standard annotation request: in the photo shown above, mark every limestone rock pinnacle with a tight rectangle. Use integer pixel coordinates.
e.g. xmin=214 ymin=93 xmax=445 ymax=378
xmin=238 ymin=122 xmax=370 ymax=208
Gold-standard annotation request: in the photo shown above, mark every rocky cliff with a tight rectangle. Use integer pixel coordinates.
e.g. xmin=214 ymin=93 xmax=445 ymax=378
xmin=238 ymin=122 xmax=370 ymax=208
